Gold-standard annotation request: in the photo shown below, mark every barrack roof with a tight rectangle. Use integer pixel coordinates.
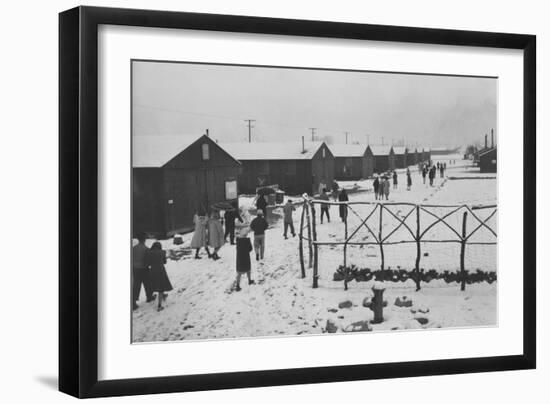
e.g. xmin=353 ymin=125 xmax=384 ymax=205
xmin=220 ymin=141 xmax=326 ymax=160
xmin=369 ymin=145 xmax=394 ymax=156
xmin=329 ymin=144 xmax=368 ymax=158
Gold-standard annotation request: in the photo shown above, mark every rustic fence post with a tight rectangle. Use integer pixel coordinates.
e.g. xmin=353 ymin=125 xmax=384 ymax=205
xmin=311 ymin=203 xmax=319 ymax=289
xmin=305 ymin=203 xmax=313 ymax=268
xmin=460 ymin=211 xmax=468 ymax=291
xmin=299 ymin=202 xmax=306 ymax=279
xmin=415 ymin=205 xmax=421 ymax=291
xmin=379 ymin=203 xmax=385 ymax=271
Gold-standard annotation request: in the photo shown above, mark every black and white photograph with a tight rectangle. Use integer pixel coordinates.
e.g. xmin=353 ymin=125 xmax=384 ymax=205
xmin=131 ymin=60 xmax=498 ymax=342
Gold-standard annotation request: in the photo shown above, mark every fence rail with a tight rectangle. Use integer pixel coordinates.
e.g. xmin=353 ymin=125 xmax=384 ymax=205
xmin=298 ymin=196 xmax=497 ymax=291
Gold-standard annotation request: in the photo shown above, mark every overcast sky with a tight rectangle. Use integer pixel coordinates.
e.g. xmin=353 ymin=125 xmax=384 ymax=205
xmin=132 ymin=60 xmax=496 ymax=148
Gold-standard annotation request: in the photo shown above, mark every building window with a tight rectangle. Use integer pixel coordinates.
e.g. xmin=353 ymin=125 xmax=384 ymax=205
xmin=225 ymin=179 xmax=237 ymax=200
xmin=322 ymin=148 xmax=326 ymax=158
xmin=201 ymin=143 xmax=210 ymax=160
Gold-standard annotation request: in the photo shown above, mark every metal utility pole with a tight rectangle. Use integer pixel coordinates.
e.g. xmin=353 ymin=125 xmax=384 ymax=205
xmin=344 ymin=131 xmax=350 ymax=144
xmin=309 ymin=127 xmax=317 ymax=141
xmin=244 ymin=119 xmax=255 ymax=143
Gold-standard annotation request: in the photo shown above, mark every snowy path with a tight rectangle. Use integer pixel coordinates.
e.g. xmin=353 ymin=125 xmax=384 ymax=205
xmin=132 ymin=159 xmax=497 ymax=342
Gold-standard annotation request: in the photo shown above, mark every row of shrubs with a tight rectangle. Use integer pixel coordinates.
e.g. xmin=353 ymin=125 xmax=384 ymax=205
xmin=333 ymin=264 xmax=497 ymax=284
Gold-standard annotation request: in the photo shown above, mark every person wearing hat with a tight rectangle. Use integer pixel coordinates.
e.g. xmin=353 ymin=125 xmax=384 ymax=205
xmin=282 ymin=199 xmax=296 ymax=239
xmin=224 ymin=202 xmax=243 ymax=245
xmin=234 ymin=227 xmax=255 ymax=292
xmin=250 ymin=209 xmax=269 ymax=261
xmin=255 ymin=193 xmax=268 ymax=217
xmin=132 ymin=233 xmax=155 ymax=310
xmin=147 ymin=241 xmax=172 ymax=312
xmin=319 ymin=188 xmax=331 ymax=224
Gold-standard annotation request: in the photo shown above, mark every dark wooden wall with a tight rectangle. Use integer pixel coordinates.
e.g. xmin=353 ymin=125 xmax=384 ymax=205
xmin=133 ymin=136 xmax=241 ymax=237
xmin=479 ymin=149 xmax=497 ymax=173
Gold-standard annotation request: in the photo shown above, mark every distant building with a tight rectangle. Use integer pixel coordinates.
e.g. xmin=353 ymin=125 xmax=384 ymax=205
xmin=407 ymin=148 xmax=419 ymax=166
xmin=421 ymin=147 xmax=432 ymax=163
xmin=330 ymin=144 xmax=374 ymax=180
xmin=132 ymin=135 xmax=241 ymax=237
xmin=370 ymin=145 xmax=395 ymax=173
xmin=478 ymin=147 xmax=497 ymax=173
xmin=221 ymin=141 xmax=334 ymax=196
xmin=392 ymin=146 xmax=408 ymax=169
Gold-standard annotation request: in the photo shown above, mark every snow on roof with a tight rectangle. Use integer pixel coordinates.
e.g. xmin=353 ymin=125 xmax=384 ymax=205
xmin=478 ymin=147 xmax=496 ymax=157
xmin=392 ymin=146 xmax=407 ymax=155
xmin=220 ymin=141 xmax=325 ymax=160
xmin=133 ymin=135 xmax=204 ymax=167
xmin=329 ymin=144 xmax=368 ymax=157
xmin=369 ymin=145 xmax=393 ymax=156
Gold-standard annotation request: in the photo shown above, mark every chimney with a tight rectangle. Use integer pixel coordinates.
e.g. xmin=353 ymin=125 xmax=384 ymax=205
xmin=485 ymin=134 xmax=488 ymax=149
xmin=491 ymin=129 xmax=494 ymax=148
xmin=206 ymin=129 xmax=210 ymax=137
xmin=302 ymin=136 xmax=305 ymax=153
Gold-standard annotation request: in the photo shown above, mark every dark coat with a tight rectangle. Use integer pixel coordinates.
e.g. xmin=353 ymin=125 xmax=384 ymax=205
xmin=236 ymin=237 xmax=253 ymax=273
xmin=338 ymin=191 xmax=349 ymax=219
xmin=255 ymin=195 xmax=267 ymax=213
xmin=250 ymin=216 xmax=268 ymax=235
xmin=373 ymin=178 xmax=379 ymax=193
xmin=224 ymin=210 xmax=243 ymax=228
xmin=147 ymin=249 xmax=172 ymax=292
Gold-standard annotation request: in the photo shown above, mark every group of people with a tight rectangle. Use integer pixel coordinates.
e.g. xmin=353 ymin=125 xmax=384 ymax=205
xmin=316 ymin=179 xmax=350 ymax=224
xmin=420 ymin=161 xmax=447 ymax=186
xmin=132 ymin=234 xmax=173 ymax=311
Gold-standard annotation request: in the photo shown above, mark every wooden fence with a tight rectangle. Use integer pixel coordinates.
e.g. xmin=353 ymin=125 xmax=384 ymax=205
xmin=298 ymin=197 xmax=497 ymax=291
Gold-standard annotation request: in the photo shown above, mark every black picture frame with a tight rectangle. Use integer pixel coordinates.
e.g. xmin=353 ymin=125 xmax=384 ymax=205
xmin=59 ymin=6 xmax=536 ymax=398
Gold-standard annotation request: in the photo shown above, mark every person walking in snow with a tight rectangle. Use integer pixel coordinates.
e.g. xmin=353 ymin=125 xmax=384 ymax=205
xmin=207 ymin=211 xmax=225 ymax=260
xmin=406 ymin=168 xmax=412 ymax=191
xmin=250 ymin=209 xmax=269 ymax=261
xmin=255 ymin=194 xmax=268 ymax=217
xmin=234 ymin=228 xmax=255 ymax=292
xmin=282 ymin=199 xmax=296 ymax=239
xmin=338 ymin=189 xmax=349 ymax=222
xmin=191 ymin=209 xmax=210 ymax=259
xmin=392 ymin=171 xmax=398 ymax=189
xmin=373 ymin=175 xmax=380 ymax=200
xmin=422 ymin=165 xmax=427 ymax=184
xmin=383 ymin=176 xmax=390 ymax=200
xmin=319 ymin=188 xmax=331 ymax=224
xmin=147 ymin=241 xmax=172 ymax=312
xmin=429 ymin=165 xmax=436 ymax=186
xmin=224 ymin=203 xmax=243 ymax=245
xmin=132 ymin=233 xmax=155 ymax=310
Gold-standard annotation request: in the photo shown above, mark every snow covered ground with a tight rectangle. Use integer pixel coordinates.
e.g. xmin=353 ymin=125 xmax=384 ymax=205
xmin=132 ymin=158 xmax=497 ymax=342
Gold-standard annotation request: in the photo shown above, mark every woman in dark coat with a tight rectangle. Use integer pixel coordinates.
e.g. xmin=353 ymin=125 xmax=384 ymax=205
xmin=234 ymin=228 xmax=255 ymax=292
xmin=338 ymin=189 xmax=349 ymax=222
xmin=406 ymin=168 xmax=412 ymax=190
xmin=147 ymin=241 xmax=172 ymax=311
xmin=255 ymin=194 xmax=268 ymax=216
xmin=373 ymin=176 xmax=380 ymax=200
